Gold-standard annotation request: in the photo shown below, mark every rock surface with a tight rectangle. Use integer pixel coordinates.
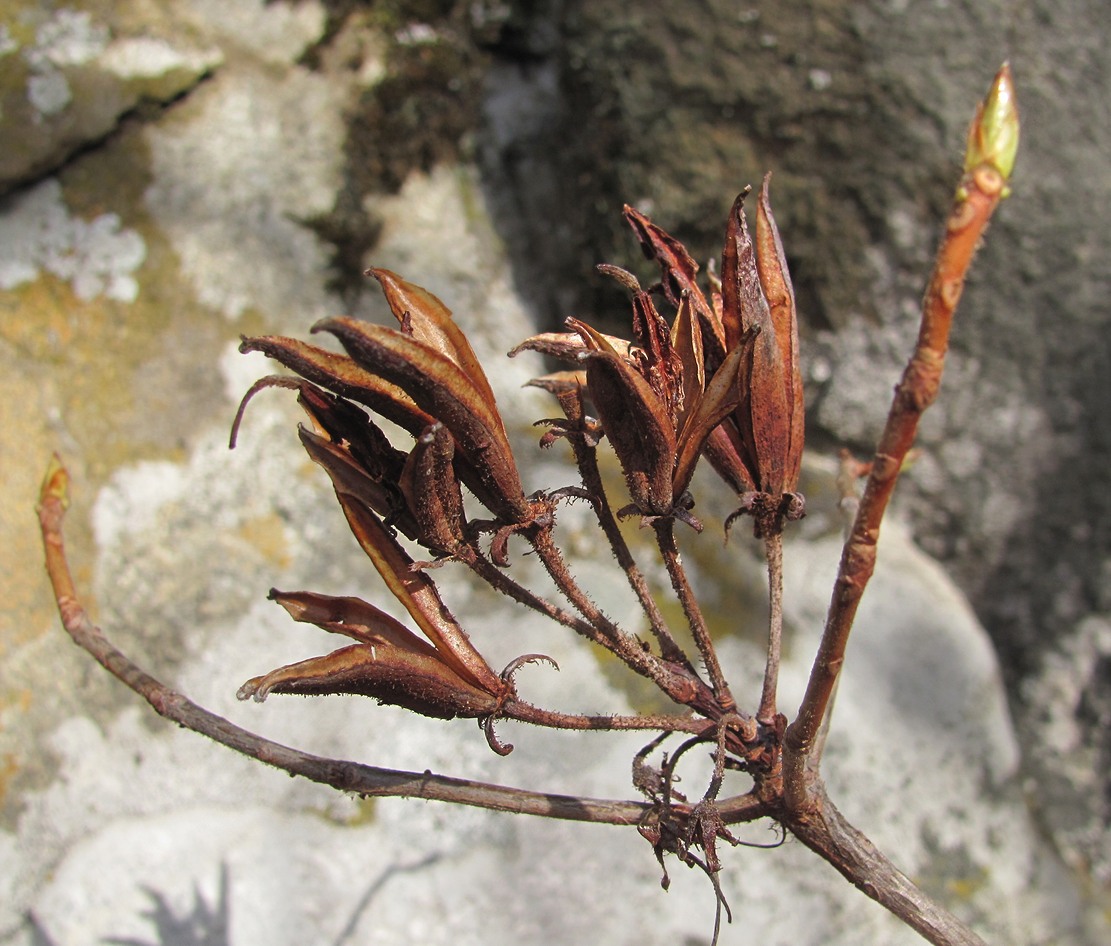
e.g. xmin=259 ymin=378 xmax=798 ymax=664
xmin=0 ymin=6 xmax=222 ymax=191
xmin=3 ymin=2 xmax=1108 ymax=944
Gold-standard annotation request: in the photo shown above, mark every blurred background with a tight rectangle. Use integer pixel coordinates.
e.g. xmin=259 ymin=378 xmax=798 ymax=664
xmin=2 ymin=2 xmax=1108 ymax=944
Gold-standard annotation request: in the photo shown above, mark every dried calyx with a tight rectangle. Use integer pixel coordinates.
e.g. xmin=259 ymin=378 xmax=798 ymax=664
xmin=232 ymin=177 xmax=807 ymax=757
xmin=232 ymin=270 xmax=561 ymax=752
xmin=517 ymin=174 xmax=805 ymax=538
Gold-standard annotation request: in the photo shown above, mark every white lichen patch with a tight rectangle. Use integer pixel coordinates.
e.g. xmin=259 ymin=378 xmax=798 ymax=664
xmin=0 ymin=178 xmax=146 ymax=302
xmin=21 ymin=7 xmax=110 ymax=118
xmin=177 ymin=0 xmax=326 ymax=65
xmin=0 ymin=24 xmax=18 ymax=57
xmin=808 ymin=67 xmax=833 ymax=91
xmin=26 ymin=68 xmax=72 ymax=115
xmin=25 ymin=8 xmax=110 ymax=69
xmin=99 ymin=35 xmax=223 ymax=79
xmin=396 ymin=22 xmax=440 ymax=45
xmin=144 ymin=64 xmax=344 ymax=322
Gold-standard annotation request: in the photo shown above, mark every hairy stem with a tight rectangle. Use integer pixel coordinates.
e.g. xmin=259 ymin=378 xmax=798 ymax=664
xmin=568 ymin=434 xmax=692 ymax=667
xmin=526 ymin=525 xmax=639 ymax=657
xmin=504 ymin=699 xmax=710 ymax=735
xmin=462 ymin=547 xmax=614 ymax=643
xmin=653 ymin=520 xmax=735 ymax=711
xmin=525 ymin=525 xmax=717 ymax=713
xmin=463 ymin=548 xmax=714 ymax=724
xmin=757 ymin=531 xmax=784 ymax=724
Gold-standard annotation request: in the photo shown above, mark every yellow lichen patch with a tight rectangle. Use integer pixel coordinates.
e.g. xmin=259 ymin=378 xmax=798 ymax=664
xmin=3 ymin=270 xmax=218 ymax=659
xmin=0 ymin=351 xmax=89 ymax=654
xmin=0 ymin=689 xmax=32 ymax=808
xmin=1 ymin=687 xmax=33 ymax=716
xmin=237 ymin=513 xmax=293 ymax=570
xmin=307 ymin=795 xmax=378 ymax=828
xmin=0 ymin=753 xmax=19 ymax=809
xmin=1 ymin=128 xmax=259 ymax=696
xmin=346 ymin=795 xmax=378 ymax=827
xmin=946 ymin=871 xmax=989 ymax=901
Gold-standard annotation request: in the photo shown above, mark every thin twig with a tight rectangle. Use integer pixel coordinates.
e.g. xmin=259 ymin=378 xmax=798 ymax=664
xmin=527 ymin=525 xmax=713 ymax=709
xmin=566 ymin=430 xmax=692 ymax=667
xmin=504 ymin=699 xmax=711 ymax=735
xmin=808 ymin=450 xmax=869 ymax=767
xmin=460 ymin=548 xmax=710 ymax=731
xmin=653 ymin=520 xmax=735 ymax=711
xmin=462 ymin=552 xmax=715 ymax=731
xmin=461 ymin=546 xmax=616 ymax=644
xmin=784 ymin=115 xmax=1014 ymax=811
xmin=526 ymin=526 xmax=634 ymax=649
xmin=756 ymin=532 xmax=784 ymax=724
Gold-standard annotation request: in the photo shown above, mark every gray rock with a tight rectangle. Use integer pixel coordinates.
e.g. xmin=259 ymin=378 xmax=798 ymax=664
xmin=0 ymin=4 xmax=222 ymax=193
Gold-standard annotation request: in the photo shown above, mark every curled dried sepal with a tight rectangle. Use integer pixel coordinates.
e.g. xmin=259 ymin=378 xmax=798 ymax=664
xmin=526 ymin=372 xmax=603 ymax=449
xmin=623 ymin=205 xmax=727 ymax=369
xmin=509 ymin=330 xmax=632 ymax=362
xmin=622 ymin=206 xmax=700 ymax=305
xmin=525 ymin=370 xmax=589 ymax=400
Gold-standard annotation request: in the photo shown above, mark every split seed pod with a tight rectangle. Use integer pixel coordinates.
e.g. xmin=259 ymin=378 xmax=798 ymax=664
xmin=237 ymin=590 xmax=500 ymax=720
xmin=232 ymin=269 xmax=576 ymax=745
xmin=714 ymin=177 xmax=806 ymax=535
